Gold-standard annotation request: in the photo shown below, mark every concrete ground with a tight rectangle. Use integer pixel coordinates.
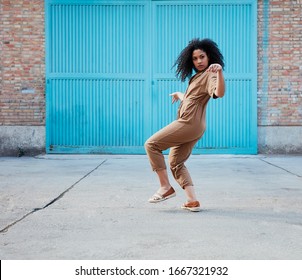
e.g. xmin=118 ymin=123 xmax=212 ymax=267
xmin=0 ymin=154 xmax=301 ymax=260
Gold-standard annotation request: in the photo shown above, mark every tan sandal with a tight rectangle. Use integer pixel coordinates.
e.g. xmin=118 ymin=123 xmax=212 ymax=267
xmin=148 ymin=187 xmax=176 ymax=203
xmin=181 ymin=201 xmax=201 ymax=212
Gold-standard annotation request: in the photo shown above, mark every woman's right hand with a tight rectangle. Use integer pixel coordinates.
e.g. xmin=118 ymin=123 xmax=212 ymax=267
xmin=170 ymin=92 xmax=184 ymax=104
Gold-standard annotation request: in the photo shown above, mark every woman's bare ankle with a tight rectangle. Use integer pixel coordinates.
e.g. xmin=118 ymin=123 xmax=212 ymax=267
xmin=158 ymin=185 xmax=173 ymax=194
xmin=183 ymin=185 xmax=198 ymax=202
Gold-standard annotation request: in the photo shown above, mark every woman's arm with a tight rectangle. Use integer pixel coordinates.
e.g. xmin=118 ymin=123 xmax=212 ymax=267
xmin=170 ymin=92 xmax=184 ymax=104
xmin=207 ymin=64 xmax=225 ymax=98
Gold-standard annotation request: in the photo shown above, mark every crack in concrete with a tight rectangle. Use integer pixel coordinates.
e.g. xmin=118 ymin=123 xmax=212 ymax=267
xmin=259 ymin=158 xmax=302 ymax=178
xmin=0 ymin=159 xmax=107 ymax=234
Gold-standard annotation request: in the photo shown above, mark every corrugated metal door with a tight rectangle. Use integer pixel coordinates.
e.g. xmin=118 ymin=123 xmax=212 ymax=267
xmin=46 ymin=1 xmax=151 ymax=153
xmin=151 ymin=1 xmax=257 ymax=154
xmin=46 ymin=0 xmax=257 ymax=154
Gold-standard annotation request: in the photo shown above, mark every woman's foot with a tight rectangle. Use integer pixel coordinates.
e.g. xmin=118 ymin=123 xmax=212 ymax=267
xmin=148 ymin=186 xmax=176 ymax=203
xmin=181 ymin=200 xmax=201 ymax=212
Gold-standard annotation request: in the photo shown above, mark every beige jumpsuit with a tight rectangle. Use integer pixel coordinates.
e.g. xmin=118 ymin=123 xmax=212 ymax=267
xmin=144 ymin=70 xmax=217 ymax=189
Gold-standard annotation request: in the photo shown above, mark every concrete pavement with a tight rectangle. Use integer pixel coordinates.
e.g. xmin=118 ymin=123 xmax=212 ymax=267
xmin=0 ymin=154 xmax=302 ymax=259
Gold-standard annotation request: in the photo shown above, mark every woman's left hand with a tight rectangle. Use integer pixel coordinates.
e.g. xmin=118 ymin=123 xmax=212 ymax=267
xmin=207 ymin=64 xmax=222 ymax=73
xmin=170 ymin=92 xmax=184 ymax=104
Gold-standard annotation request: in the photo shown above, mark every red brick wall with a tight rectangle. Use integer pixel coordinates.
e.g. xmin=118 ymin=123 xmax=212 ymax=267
xmin=258 ymin=0 xmax=302 ymax=126
xmin=0 ymin=0 xmax=301 ymax=128
xmin=0 ymin=0 xmax=45 ymax=126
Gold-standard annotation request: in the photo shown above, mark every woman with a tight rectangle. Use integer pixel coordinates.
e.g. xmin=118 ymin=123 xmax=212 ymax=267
xmin=145 ymin=38 xmax=225 ymax=212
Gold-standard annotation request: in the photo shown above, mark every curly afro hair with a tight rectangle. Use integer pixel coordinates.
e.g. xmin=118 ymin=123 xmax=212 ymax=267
xmin=173 ymin=38 xmax=224 ymax=82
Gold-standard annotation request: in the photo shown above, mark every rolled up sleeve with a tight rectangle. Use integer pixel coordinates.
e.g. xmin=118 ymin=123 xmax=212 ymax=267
xmin=206 ymin=73 xmax=218 ymax=98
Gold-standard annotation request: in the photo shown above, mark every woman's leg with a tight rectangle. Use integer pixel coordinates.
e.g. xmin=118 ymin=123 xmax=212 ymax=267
xmin=144 ymin=135 xmax=174 ymax=197
xmin=145 ymin=120 xmax=201 ymax=201
xmin=168 ymin=140 xmax=199 ymax=202
xmin=155 ymin=169 xmax=174 ymax=195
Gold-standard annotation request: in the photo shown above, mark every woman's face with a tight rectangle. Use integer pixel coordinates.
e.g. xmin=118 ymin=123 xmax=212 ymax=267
xmin=192 ymin=49 xmax=209 ymax=72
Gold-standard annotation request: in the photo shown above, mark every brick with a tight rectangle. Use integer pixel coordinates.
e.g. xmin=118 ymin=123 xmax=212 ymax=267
xmin=258 ymin=0 xmax=302 ymax=126
xmin=0 ymin=0 xmax=45 ymax=125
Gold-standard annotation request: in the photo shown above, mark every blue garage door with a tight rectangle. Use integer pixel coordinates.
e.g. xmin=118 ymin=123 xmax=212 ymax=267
xmin=45 ymin=0 xmax=257 ymax=154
